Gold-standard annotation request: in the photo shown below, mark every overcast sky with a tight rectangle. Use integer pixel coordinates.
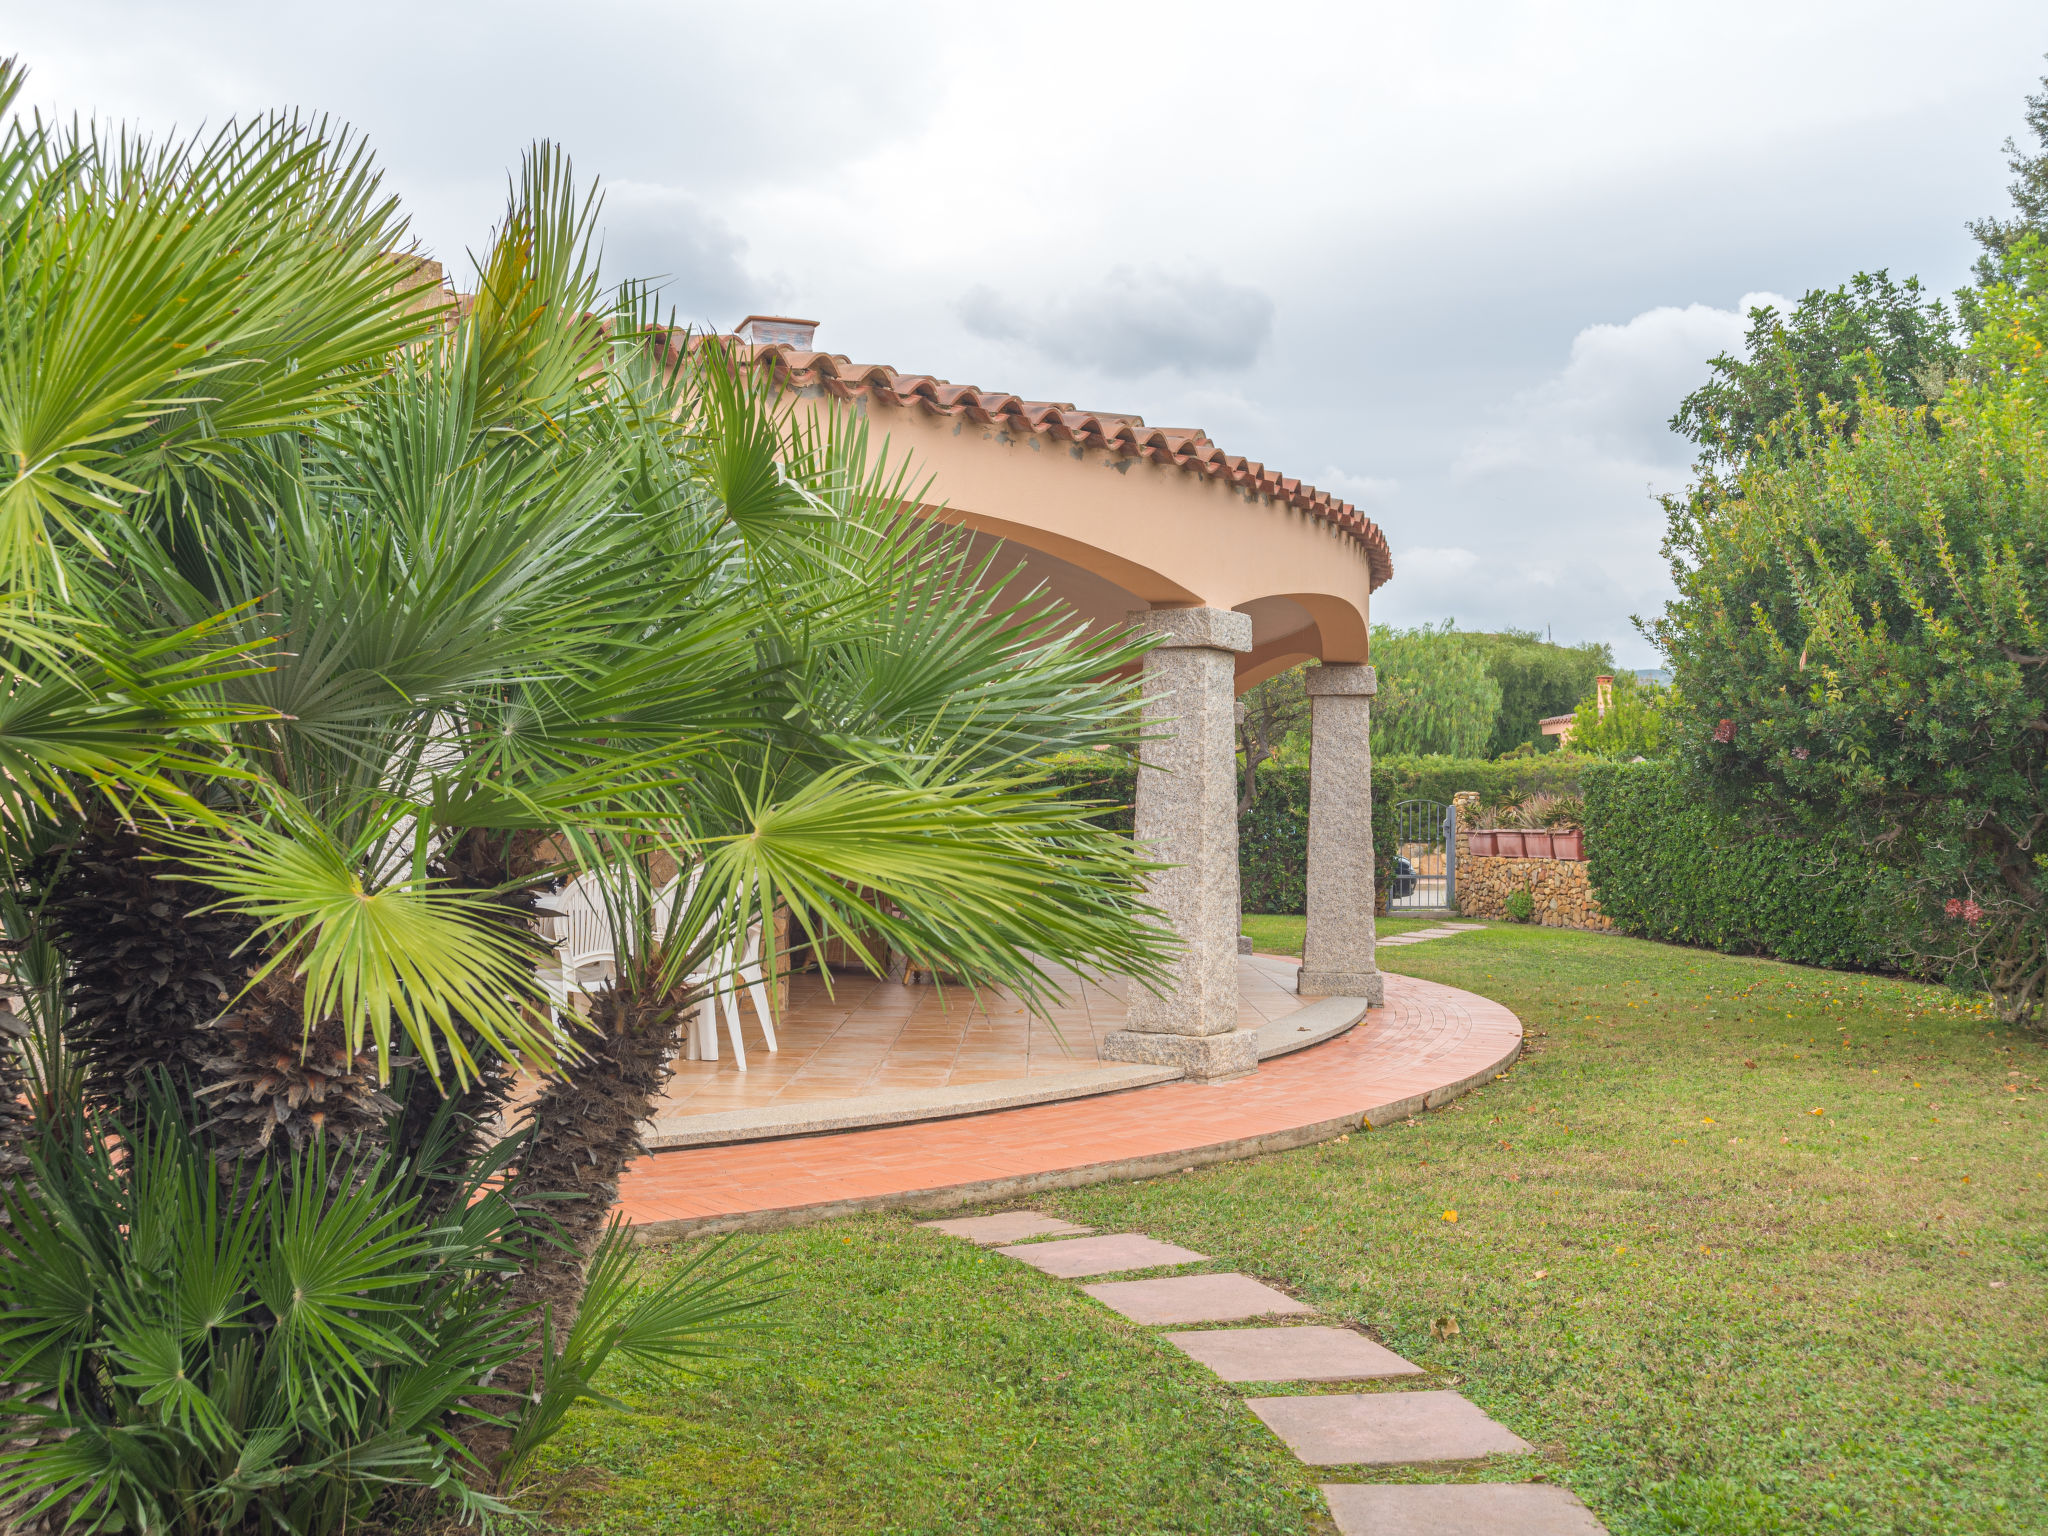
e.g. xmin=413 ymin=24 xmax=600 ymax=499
xmin=10 ymin=2 xmax=2045 ymax=663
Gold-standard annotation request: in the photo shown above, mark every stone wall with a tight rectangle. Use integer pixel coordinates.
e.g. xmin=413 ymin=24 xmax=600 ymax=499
xmin=1450 ymin=790 xmax=1612 ymax=932
xmin=1457 ymin=854 xmax=1612 ymax=930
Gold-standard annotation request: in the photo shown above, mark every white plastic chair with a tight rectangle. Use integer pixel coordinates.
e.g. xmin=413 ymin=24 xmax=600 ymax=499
xmin=534 ymin=870 xmax=776 ymax=1069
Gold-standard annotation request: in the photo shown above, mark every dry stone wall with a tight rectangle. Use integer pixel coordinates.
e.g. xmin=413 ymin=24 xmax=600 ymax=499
xmin=1450 ymin=791 xmax=1612 ymax=932
xmin=1457 ymin=855 xmax=1612 ymax=930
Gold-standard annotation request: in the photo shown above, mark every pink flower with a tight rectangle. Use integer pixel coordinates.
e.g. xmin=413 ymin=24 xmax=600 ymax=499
xmin=1946 ymin=898 xmax=1964 ymax=918
xmin=1963 ymin=900 xmax=1984 ymax=925
xmin=1713 ymin=719 xmax=1736 ymax=744
xmin=1792 ymin=747 xmax=1809 ymax=760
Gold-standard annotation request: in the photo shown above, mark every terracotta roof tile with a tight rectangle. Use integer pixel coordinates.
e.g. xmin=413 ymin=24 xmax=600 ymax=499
xmin=717 ymin=338 xmax=1393 ymax=590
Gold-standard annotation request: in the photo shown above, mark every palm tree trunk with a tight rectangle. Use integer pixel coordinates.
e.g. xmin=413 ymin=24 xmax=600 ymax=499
xmin=386 ymin=829 xmax=557 ymax=1214
xmin=38 ymin=820 xmax=260 ymax=1122
xmin=505 ymin=982 xmax=680 ymax=1320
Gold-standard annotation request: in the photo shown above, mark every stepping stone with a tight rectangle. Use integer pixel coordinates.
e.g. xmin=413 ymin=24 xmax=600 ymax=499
xmin=1246 ymin=1390 xmax=1531 ymax=1465
xmin=997 ymin=1233 xmax=1207 ymax=1278
xmin=1321 ymin=1482 xmax=1607 ymax=1535
xmin=1443 ymin=923 xmax=1487 ymax=931
xmin=1083 ymin=1272 xmax=1314 ymax=1325
xmin=1162 ymin=1325 xmax=1423 ymax=1382
xmin=919 ymin=1212 xmax=1093 ymax=1245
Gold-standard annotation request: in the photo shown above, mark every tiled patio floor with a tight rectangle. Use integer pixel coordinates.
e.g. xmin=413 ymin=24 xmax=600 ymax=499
xmin=619 ymin=965 xmax=1522 ymax=1237
xmin=651 ymin=953 xmax=1308 ymax=1118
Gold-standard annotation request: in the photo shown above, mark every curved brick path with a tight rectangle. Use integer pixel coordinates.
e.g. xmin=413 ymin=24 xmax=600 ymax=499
xmin=620 ymin=967 xmax=1521 ymax=1240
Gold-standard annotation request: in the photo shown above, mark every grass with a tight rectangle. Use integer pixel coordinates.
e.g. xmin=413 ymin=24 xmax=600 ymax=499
xmin=533 ymin=924 xmax=2047 ymax=1535
xmin=1241 ymin=912 xmax=1439 ymax=952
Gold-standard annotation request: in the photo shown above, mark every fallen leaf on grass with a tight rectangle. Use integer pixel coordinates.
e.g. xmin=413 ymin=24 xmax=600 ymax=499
xmin=1430 ymin=1315 xmax=1461 ymax=1340
xmin=1443 ymin=1210 xmax=1459 ymax=1222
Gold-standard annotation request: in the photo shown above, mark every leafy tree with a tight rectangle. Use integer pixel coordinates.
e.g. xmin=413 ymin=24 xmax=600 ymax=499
xmin=1369 ymin=622 xmax=1501 ymax=758
xmin=1968 ymin=57 xmax=2048 ymax=285
xmin=1234 ymin=664 xmax=1309 ymax=813
xmin=1670 ymin=272 xmax=1959 ymax=467
xmin=1562 ymin=671 xmax=1669 ymax=759
xmin=1462 ymin=630 xmax=1613 ymax=756
xmin=1964 ymin=232 xmax=2048 ymax=413
xmin=1651 ymin=372 xmax=2048 ymax=1029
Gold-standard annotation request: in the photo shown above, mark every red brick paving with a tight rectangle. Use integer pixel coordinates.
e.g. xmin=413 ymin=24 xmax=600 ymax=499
xmin=616 ymin=969 xmax=1520 ymax=1236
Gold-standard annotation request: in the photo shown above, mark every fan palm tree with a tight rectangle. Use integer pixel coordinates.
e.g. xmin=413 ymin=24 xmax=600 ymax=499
xmin=0 ymin=48 xmax=1173 ymax=1371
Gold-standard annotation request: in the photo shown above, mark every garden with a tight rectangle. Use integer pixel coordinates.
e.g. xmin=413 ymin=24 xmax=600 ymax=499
xmin=530 ymin=922 xmax=2046 ymax=1536
xmin=6 ymin=38 xmax=2048 ymax=1536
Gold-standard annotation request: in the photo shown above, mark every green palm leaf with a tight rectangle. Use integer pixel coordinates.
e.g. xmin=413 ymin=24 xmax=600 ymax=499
xmin=165 ymin=802 xmax=575 ymax=1085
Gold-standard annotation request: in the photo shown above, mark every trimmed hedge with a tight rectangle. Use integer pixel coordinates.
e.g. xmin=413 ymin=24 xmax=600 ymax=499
xmin=1582 ymin=760 xmax=1903 ymax=971
xmin=1041 ymin=759 xmax=1397 ymax=917
xmin=1375 ymin=752 xmax=1593 ymax=812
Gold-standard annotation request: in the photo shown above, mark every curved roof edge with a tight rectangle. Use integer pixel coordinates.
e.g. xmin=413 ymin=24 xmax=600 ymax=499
xmin=719 ymin=337 xmax=1394 ymax=593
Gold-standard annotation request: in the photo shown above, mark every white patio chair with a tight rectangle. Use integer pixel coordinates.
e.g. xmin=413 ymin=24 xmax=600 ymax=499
xmin=535 ymin=870 xmax=777 ymax=1069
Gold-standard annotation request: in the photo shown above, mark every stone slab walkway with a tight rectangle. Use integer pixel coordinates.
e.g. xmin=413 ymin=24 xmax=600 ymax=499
xmin=1247 ymin=1390 xmax=1533 ymax=1466
xmin=1321 ymin=1483 xmax=1608 ymax=1535
xmin=1374 ymin=922 xmax=1487 ymax=948
xmin=921 ymin=1211 xmax=1091 ymax=1244
xmin=1083 ymin=1273 xmax=1314 ymax=1325
xmin=617 ymin=969 xmax=1521 ymax=1239
xmin=1162 ymin=1325 xmax=1421 ymax=1383
xmin=997 ymin=1232 xmax=1207 ymax=1278
xmin=925 ymin=1211 xmax=1609 ymax=1534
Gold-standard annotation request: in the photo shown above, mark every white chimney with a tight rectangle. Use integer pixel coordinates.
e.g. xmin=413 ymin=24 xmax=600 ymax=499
xmin=735 ymin=314 xmax=819 ymax=350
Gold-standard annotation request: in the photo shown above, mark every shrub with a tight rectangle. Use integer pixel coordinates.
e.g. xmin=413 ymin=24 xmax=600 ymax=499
xmin=0 ymin=1095 xmax=769 ymax=1533
xmin=1582 ymin=761 xmax=1906 ymax=972
xmin=1375 ymin=753 xmax=1593 ymax=815
xmin=1503 ymin=887 xmax=1535 ymax=923
xmin=1651 ymin=355 xmax=2048 ymax=1022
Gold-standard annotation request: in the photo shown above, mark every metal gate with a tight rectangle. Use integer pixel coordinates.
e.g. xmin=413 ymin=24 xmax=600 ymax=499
xmin=1390 ymin=799 xmax=1456 ymax=911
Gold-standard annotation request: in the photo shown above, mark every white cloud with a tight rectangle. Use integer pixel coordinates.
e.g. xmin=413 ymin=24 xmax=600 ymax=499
xmin=598 ymin=182 xmax=770 ymax=327
xmin=959 ymin=267 xmax=1275 ymax=377
xmin=1316 ymin=467 xmax=1401 ymax=507
xmin=1454 ymin=292 xmax=1790 ymax=481
xmin=1396 ymin=545 xmax=1478 ymax=581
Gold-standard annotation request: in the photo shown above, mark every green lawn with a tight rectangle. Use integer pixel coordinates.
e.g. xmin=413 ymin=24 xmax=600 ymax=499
xmin=533 ymin=925 xmax=2046 ymax=1535
xmin=1241 ymin=912 xmax=1442 ymax=952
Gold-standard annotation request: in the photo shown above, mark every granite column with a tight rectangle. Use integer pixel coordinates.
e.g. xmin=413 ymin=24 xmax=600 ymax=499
xmin=1296 ymin=663 xmax=1384 ymax=1003
xmin=1100 ymin=606 xmax=1257 ymax=1081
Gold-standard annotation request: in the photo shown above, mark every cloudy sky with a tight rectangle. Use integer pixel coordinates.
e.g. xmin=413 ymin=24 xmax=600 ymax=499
xmin=10 ymin=2 xmax=2044 ymax=663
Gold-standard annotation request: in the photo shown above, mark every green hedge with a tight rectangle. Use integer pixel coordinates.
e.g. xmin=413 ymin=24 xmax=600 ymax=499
xmin=1374 ymin=752 xmax=1593 ymax=811
xmin=1582 ymin=760 xmax=1902 ymax=971
xmin=1041 ymin=760 xmax=1397 ymax=917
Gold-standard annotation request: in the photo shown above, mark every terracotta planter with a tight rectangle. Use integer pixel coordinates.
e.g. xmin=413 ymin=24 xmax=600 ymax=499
xmin=1521 ymin=831 xmax=1555 ymax=859
xmin=1551 ymin=828 xmax=1585 ymax=861
xmin=1493 ymin=830 xmax=1526 ymax=858
xmin=1468 ymin=830 xmax=1496 ymax=856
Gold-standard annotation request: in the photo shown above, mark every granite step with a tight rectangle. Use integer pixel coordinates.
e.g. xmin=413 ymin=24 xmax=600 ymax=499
xmin=1083 ymin=1272 xmax=1314 ymax=1326
xmin=1320 ymin=1482 xmax=1607 ymax=1534
xmin=1246 ymin=1389 xmax=1532 ymax=1466
xmin=997 ymin=1232 xmax=1208 ymax=1278
xmin=1162 ymin=1325 xmax=1421 ymax=1383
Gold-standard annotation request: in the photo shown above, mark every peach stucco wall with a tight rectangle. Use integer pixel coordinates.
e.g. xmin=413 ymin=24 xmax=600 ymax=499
xmin=793 ymin=392 xmax=1375 ymax=686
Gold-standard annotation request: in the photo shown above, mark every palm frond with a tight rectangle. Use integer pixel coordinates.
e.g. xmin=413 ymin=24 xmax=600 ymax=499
xmin=163 ymin=802 xmax=577 ymax=1086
